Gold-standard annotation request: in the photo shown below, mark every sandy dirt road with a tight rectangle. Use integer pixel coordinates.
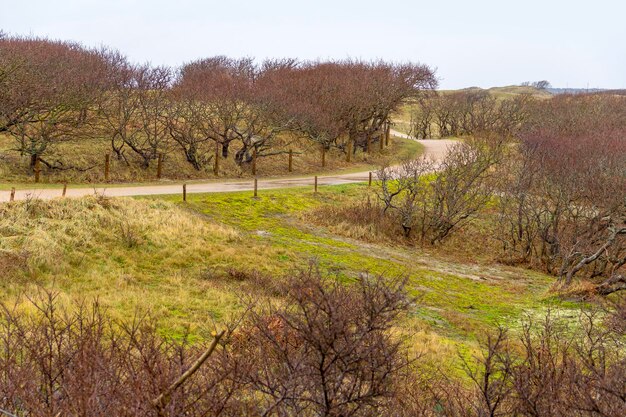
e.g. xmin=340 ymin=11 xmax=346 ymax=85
xmin=0 ymin=133 xmax=455 ymax=202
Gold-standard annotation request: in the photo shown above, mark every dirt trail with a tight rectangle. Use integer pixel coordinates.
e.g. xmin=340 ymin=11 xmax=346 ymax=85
xmin=1 ymin=132 xmax=455 ymax=202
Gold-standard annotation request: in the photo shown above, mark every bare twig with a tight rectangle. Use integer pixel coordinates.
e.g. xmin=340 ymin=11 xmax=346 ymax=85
xmin=152 ymin=330 xmax=226 ymax=411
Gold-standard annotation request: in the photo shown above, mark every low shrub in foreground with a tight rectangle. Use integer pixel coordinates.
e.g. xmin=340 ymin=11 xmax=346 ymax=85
xmin=0 ymin=269 xmax=624 ymax=416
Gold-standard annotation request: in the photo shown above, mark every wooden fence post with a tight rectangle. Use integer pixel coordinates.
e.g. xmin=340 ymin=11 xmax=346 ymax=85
xmin=214 ymin=142 xmax=220 ymax=176
xmin=252 ymin=147 xmax=257 ymax=176
xmin=62 ymin=183 xmax=67 ymax=197
xmin=288 ymin=149 xmax=293 ymax=172
xmin=105 ymin=154 xmax=110 ymax=182
xmin=157 ymin=153 xmax=163 ymax=179
xmin=183 ymin=183 xmax=187 ymax=202
xmin=369 ymin=172 xmax=372 ymax=187
xmin=10 ymin=187 xmax=15 ymax=202
xmin=314 ymin=176 xmax=318 ymax=193
xmin=34 ymin=157 xmax=41 ymax=183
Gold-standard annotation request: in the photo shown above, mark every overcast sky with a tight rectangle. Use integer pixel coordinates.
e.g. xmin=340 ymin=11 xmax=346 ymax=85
xmin=1 ymin=0 xmax=624 ymax=89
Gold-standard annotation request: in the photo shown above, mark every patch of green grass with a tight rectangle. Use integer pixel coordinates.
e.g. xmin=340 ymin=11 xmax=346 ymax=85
xmin=0 ymin=183 xmax=583 ymax=368
xmin=159 ymin=186 xmax=578 ymax=344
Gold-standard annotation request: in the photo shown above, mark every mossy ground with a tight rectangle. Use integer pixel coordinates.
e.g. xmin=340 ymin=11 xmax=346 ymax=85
xmin=0 ymin=182 xmax=582 ymax=370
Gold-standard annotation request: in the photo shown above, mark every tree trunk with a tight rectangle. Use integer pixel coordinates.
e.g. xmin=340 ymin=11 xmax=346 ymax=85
xmin=235 ymin=147 xmax=252 ymax=166
xmin=184 ymin=146 xmax=201 ymax=171
xmin=596 ymin=274 xmax=626 ymax=295
xmin=29 ymin=153 xmax=38 ymax=171
xmin=222 ymin=141 xmax=230 ymax=158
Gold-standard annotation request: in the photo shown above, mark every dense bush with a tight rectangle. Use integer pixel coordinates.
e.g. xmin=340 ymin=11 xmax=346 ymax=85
xmin=497 ymin=94 xmax=626 ymax=293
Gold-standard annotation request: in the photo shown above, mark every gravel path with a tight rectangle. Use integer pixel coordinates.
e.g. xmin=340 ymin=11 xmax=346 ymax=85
xmin=1 ymin=132 xmax=455 ymax=202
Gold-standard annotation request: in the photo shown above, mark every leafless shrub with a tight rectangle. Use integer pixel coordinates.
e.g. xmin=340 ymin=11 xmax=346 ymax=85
xmin=230 ymin=266 xmax=414 ymax=417
xmin=0 ymin=278 xmax=624 ymax=416
xmin=392 ymin=307 xmax=626 ymax=417
xmin=376 ymin=136 xmax=503 ymax=244
xmin=605 ymin=296 xmax=626 ymax=333
xmin=377 ymin=157 xmax=435 ymax=238
xmin=0 ymin=290 xmax=240 ymax=417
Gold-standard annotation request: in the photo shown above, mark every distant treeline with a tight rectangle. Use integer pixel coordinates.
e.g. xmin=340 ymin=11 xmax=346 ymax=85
xmin=408 ymin=90 xmax=531 ymax=139
xmin=408 ymin=87 xmax=626 ymax=139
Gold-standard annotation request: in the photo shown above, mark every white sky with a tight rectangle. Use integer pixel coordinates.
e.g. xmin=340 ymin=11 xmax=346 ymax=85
xmin=1 ymin=0 xmax=624 ymax=89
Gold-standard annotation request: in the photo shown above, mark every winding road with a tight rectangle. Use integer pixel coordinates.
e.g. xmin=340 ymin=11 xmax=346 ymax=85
xmin=0 ymin=132 xmax=455 ymax=202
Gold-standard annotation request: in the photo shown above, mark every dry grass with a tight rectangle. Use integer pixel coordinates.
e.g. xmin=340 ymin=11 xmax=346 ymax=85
xmin=0 ymin=196 xmax=296 ymax=336
xmin=305 ymin=196 xmax=401 ymax=244
xmin=306 ymin=193 xmax=504 ymax=266
xmin=0 ymin=196 xmax=238 ymax=271
xmin=548 ymin=280 xmax=599 ymax=300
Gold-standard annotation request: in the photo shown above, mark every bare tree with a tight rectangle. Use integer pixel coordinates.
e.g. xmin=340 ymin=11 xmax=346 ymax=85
xmin=176 ymin=57 xmax=256 ymax=161
xmin=94 ymin=49 xmax=139 ymax=162
xmin=0 ymin=36 xmax=109 ymax=170
xmin=426 ymin=137 xmax=504 ymax=244
xmin=261 ymin=60 xmax=436 ymax=156
xmin=531 ymin=80 xmax=551 ymax=90
xmin=127 ymin=65 xmax=172 ymax=168
xmin=410 ymin=93 xmax=437 ymax=139
xmin=164 ymin=93 xmax=215 ymax=170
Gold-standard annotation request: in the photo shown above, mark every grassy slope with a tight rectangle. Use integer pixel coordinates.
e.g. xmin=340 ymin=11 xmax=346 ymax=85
xmin=487 ymin=85 xmax=553 ymax=100
xmin=0 ymin=183 xmax=581 ymax=368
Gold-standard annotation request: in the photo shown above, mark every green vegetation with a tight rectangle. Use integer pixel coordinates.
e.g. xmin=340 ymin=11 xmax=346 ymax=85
xmin=0 ymin=183 xmax=580 ymax=364
xmin=2 ymin=31 xmax=623 ymax=417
